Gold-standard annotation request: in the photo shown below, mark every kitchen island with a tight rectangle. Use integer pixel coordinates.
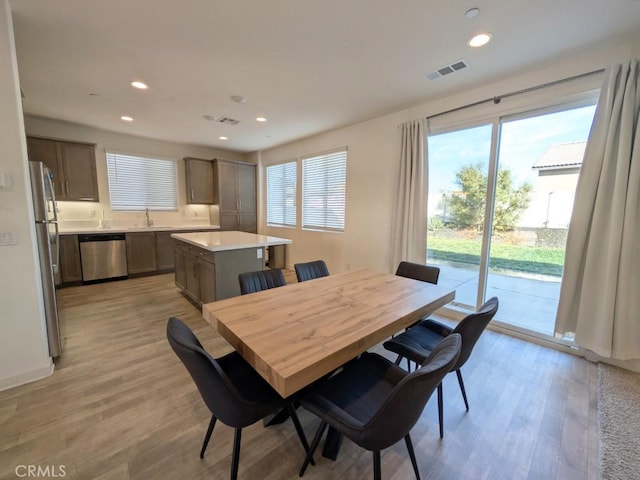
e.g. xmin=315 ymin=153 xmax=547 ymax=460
xmin=171 ymin=231 xmax=292 ymax=304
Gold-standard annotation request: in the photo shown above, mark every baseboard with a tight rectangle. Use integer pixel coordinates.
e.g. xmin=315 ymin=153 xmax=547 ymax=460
xmin=0 ymin=360 xmax=54 ymax=392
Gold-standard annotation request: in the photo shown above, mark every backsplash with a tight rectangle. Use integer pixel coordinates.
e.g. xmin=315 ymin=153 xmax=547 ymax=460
xmin=56 ymin=202 xmax=215 ymax=230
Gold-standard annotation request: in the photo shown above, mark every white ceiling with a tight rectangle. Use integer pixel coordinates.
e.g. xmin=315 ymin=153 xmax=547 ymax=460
xmin=10 ymin=0 xmax=640 ymax=153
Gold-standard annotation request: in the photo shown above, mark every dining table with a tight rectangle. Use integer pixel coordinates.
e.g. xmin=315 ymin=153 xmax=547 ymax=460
xmin=202 ymin=268 xmax=455 ymax=397
xmin=202 ymin=268 xmax=455 ymax=398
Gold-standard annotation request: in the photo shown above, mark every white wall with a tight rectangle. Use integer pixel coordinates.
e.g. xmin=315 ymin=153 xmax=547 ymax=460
xmin=258 ymin=34 xmax=640 ymax=276
xmin=24 ymin=115 xmax=249 ymax=230
xmin=260 ymin=110 xmax=407 ymax=274
xmin=0 ymin=0 xmax=52 ymax=390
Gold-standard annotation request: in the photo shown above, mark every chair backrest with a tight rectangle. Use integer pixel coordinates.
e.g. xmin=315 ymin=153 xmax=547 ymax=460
xmin=239 ymin=268 xmax=286 ymax=295
xmin=359 ymin=334 xmax=462 ymax=451
xmin=294 ymin=260 xmax=330 ymax=282
xmin=166 ymin=317 xmax=259 ymax=427
xmin=395 ymin=261 xmax=440 ymax=285
xmin=451 ymin=296 xmax=499 ymax=369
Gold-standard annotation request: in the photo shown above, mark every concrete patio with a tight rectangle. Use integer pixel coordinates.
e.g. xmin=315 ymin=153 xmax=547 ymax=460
xmin=432 ymin=262 xmax=561 ymax=335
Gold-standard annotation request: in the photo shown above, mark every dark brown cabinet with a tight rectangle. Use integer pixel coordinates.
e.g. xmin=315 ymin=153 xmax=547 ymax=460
xmin=59 ymin=235 xmax=83 ymax=283
xmin=125 ymin=232 xmax=157 ymax=274
xmin=184 ymin=157 xmax=215 ymax=204
xmin=174 ymin=242 xmax=187 ymax=290
xmin=27 ymin=136 xmax=99 ymax=202
xmin=173 ymin=239 xmax=263 ymax=304
xmin=214 ymin=160 xmax=257 ymax=233
xmin=155 ymin=231 xmax=177 ymax=271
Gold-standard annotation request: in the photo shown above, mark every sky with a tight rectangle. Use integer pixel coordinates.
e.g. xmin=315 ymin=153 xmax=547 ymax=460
xmin=427 ymin=104 xmax=597 ymax=196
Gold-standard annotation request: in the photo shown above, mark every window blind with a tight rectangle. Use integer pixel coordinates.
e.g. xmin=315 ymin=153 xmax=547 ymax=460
xmin=266 ymin=161 xmax=297 ymax=227
xmin=302 ymin=149 xmax=347 ymax=231
xmin=106 ymin=151 xmax=178 ymax=211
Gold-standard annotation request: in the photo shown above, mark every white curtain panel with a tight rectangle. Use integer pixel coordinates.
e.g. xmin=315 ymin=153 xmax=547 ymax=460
xmin=555 ymin=60 xmax=640 ymax=360
xmin=390 ymin=119 xmax=428 ymax=270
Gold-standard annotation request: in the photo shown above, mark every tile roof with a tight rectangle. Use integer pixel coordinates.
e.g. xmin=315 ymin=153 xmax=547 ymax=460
xmin=532 ymin=141 xmax=586 ymax=169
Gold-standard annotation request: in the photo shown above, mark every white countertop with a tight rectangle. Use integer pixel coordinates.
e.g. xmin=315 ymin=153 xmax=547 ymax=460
xmin=59 ymin=225 xmax=221 ymax=235
xmin=172 ymin=231 xmax=292 ymax=252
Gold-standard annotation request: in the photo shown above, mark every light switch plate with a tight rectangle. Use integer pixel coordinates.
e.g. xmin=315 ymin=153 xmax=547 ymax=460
xmin=0 ymin=231 xmax=16 ymax=246
xmin=257 ymin=248 xmax=263 ymax=259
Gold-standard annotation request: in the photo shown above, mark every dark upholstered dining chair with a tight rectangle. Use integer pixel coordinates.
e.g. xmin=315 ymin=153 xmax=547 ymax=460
xmin=294 ymin=260 xmax=329 ymax=282
xmin=166 ymin=317 xmax=311 ymax=480
xmin=383 ymin=297 xmax=499 ymax=438
xmin=238 ymin=268 xmax=286 ymax=295
xmin=392 ymin=261 xmax=442 ymax=363
xmin=395 ymin=261 xmax=440 ymax=285
xmin=298 ymin=334 xmax=462 ymax=480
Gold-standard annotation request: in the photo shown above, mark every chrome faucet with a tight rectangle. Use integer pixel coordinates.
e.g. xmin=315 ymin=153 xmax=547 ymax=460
xmin=145 ymin=208 xmax=154 ymax=227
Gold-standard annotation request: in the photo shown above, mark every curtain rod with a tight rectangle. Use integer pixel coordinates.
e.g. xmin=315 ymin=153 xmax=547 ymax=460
xmin=425 ymin=68 xmax=605 ymax=121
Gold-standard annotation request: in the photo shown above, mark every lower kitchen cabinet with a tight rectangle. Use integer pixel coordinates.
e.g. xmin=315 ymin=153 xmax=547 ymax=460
xmin=198 ymin=258 xmax=216 ymax=304
xmin=174 ymin=239 xmax=263 ymax=304
xmin=155 ymin=231 xmax=176 ymax=271
xmin=174 ymin=242 xmax=187 ymax=289
xmin=59 ymin=235 xmax=83 ymax=283
xmin=125 ymin=232 xmax=157 ymax=274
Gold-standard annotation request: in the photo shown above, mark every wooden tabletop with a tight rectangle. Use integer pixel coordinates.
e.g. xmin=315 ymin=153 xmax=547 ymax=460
xmin=202 ymin=269 xmax=455 ymax=397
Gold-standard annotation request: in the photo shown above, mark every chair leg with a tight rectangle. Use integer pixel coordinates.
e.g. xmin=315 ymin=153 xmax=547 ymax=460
xmin=404 ymin=434 xmax=421 ymax=480
xmin=437 ymin=383 xmax=444 ymax=439
xmin=299 ymin=421 xmax=327 ymax=477
xmin=286 ymin=403 xmax=314 ymax=465
xmin=373 ymin=450 xmax=381 ymax=480
xmin=406 ymin=357 xmax=411 ymax=371
xmin=230 ymin=428 xmax=242 ymax=480
xmin=456 ymin=369 xmax=470 ymax=411
xmin=394 ymin=354 xmax=402 ymax=366
xmin=200 ymin=415 xmax=217 ymax=459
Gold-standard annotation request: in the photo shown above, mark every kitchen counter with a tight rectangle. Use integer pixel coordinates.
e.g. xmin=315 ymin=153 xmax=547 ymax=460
xmin=59 ymin=225 xmax=221 ymax=235
xmin=171 ymin=231 xmax=292 ymax=252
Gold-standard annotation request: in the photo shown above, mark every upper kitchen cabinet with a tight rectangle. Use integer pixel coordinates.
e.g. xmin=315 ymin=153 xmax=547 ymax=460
xmin=214 ymin=159 xmax=256 ymax=233
xmin=184 ymin=157 xmax=215 ymax=204
xmin=27 ymin=136 xmax=99 ymax=202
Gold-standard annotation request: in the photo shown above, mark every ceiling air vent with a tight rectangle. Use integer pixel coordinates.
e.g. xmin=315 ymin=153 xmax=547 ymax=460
xmin=427 ymin=59 xmax=468 ymax=80
xmin=215 ymin=116 xmax=240 ymax=125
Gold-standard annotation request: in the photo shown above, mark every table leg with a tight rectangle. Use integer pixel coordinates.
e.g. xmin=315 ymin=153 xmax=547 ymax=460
xmin=321 ymin=426 xmax=344 ymax=460
xmin=263 ymin=408 xmax=290 ymax=427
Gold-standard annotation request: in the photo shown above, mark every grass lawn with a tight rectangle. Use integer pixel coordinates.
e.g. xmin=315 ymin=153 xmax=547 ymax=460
xmin=428 ymin=236 xmax=565 ymax=277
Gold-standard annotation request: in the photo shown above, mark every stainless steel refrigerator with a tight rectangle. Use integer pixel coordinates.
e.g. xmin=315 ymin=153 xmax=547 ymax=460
xmin=29 ymin=161 xmax=62 ymax=358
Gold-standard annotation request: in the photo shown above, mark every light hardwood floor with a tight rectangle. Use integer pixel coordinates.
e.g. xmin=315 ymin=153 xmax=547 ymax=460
xmin=0 ymin=273 xmax=598 ymax=479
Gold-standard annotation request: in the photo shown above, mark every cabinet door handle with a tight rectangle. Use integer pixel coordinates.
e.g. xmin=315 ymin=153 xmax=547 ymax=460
xmin=191 ymin=189 xmax=194 ymax=201
xmin=65 ymin=180 xmax=70 ymax=196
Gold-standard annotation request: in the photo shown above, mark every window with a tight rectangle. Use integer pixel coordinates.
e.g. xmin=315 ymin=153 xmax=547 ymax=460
xmin=302 ymin=149 xmax=347 ymax=231
xmin=106 ymin=151 xmax=178 ymax=211
xmin=266 ymin=161 xmax=297 ymax=227
xmin=427 ymin=103 xmax=597 ymax=337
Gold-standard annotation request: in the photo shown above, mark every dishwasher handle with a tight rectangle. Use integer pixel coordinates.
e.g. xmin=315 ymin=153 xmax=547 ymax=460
xmin=79 ymin=233 xmax=126 ymax=242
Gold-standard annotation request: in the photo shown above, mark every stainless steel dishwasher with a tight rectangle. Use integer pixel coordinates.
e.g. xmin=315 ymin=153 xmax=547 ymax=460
xmin=79 ymin=233 xmax=128 ymax=282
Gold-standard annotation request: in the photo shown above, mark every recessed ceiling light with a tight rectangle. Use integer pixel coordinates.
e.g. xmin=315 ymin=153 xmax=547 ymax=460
xmin=219 ymin=136 xmax=228 ymax=140
xmin=465 ymin=8 xmax=480 ymax=19
xmin=131 ymin=81 xmax=148 ymax=90
xmin=256 ymin=117 xmax=267 ymax=122
xmin=468 ymin=33 xmax=493 ymax=48
xmin=121 ymin=115 xmax=134 ymax=122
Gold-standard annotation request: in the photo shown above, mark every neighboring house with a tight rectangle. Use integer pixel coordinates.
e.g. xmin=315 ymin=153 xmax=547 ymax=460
xmin=519 ymin=141 xmax=586 ymax=228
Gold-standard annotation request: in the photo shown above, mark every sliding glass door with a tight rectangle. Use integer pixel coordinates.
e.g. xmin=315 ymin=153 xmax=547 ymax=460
xmin=427 ymin=103 xmax=596 ymax=336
